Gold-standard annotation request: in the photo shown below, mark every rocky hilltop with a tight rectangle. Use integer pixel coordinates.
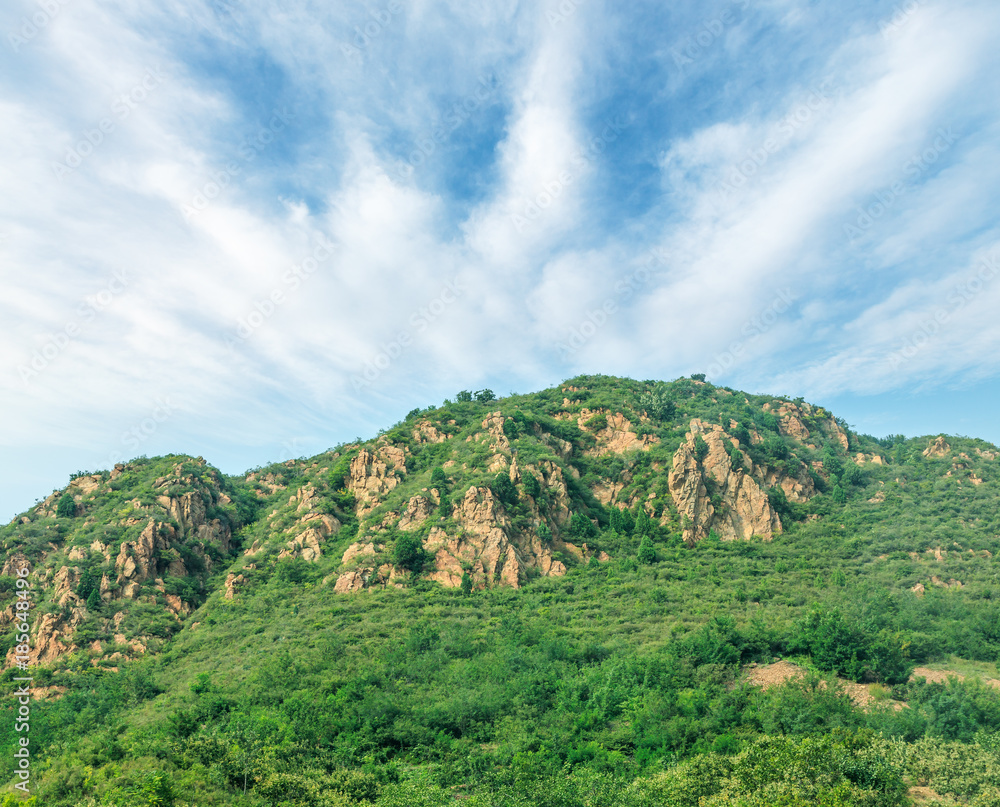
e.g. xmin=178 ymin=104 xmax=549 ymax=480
xmin=3 ymin=374 xmax=997 ymax=669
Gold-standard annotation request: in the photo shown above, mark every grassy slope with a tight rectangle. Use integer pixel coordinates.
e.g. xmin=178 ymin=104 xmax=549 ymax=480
xmin=1 ymin=375 xmax=1000 ymax=806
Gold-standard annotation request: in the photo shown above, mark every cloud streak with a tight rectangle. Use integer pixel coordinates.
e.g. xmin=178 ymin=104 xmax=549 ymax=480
xmin=2 ymin=0 xmax=999 ymax=520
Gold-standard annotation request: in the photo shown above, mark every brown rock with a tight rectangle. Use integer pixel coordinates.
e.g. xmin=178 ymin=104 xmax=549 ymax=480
xmin=923 ymin=436 xmax=951 ymax=458
xmin=668 ymin=419 xmax=782 ymax=544
xmin=398 ymin=495 xmax=435 ymax=531
xmin=348 ymin=445 xmax=408 ymax=515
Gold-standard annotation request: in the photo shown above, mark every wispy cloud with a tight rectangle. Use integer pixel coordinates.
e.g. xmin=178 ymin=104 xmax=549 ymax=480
xmin=2 ymin=0 xmax=999 ymax=519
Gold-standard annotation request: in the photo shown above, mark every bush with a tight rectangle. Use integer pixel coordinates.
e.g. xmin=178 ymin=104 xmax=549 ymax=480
xmin=491 ymin=472 xmax=518 ymax=507
xmin=394 ymin=532 xmax=428 ymax=573
xmin=56 ymin=493 xmax=76 ymax=518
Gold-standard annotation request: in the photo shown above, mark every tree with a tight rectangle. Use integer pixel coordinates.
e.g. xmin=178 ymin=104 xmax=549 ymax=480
xmin=690 ymin=373 xmax=706 ymax=382
xmin=460 ymin=573 xmax=473 ymax=597
xmin=56 ymin=493 xmax=76 ymax=518
xmin=456 ymin=390 xmax=473 ymax=402
xmin=491 ymin=472 xmax=518 ymax=507
xmin=728 ymin=440 xmax=744 ymax=472
xmin=474 ymin=389 xmax=496 ymax=403
xmin=430 ymin=466 xmax=448 ymax=490
xmin=693 ymin=435 xmax=709 ymax=462
xmin=637 ymin=535 xmax=656 ymax=565
xmin=639 ymin=383 xmax=676 ymax=421
xmin=393 ymin=532 xmax=427 ymax=573
xmin=523 ymin=473 xmax=541 ymax=499
xmin=569 ymin=512 xmax=597 ymax=539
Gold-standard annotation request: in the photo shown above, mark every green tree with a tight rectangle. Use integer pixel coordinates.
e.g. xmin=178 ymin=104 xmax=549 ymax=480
xmin=491 ymin=472 xmax=518 ymax=507
xmin=461 ymin=573 xmax=473 ymax=596
xmin=56 ymin=493 xmax=76 ymax=518
xmin=728 ymin=440 xmax=744 ymax=471
xmin=694 ymin=435 xmax=709 ymax=462
xmin=430 ymin=466 xmax=448 ymax=490
xmin=456 ymin=390 xmax=473 ymax=402
xmin=393 ymin=532 xmax=427 ymax=573
xmin=637 ymin=535 xmax=656 ymax=565
xmin=474 ymin=389 xmax=496 ymax=403
xmin=569 ymin=512 xmax=597 ymax=539
xmin=639 ymin=383 xmax=676 ymax=421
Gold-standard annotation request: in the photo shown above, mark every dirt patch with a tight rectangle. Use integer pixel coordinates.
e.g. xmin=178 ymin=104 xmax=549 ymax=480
xmin=908 ymin=786 xmax=955 ymax=805
xmin=744 ymin=660 xmax=900 ymax=710
xmin=745 ymin=660 xmax=805 ymax=689
xmin=911 ymin=666 xmax=1000 ymax=690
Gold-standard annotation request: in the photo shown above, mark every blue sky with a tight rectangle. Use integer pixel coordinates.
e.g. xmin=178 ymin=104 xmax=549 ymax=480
xmin=2 ymin=0 xmax=1000 ymax=522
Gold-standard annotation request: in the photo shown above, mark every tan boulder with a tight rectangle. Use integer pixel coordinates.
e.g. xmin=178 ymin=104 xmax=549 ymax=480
xmin=923 ymin=436 xmax=951 ymax=458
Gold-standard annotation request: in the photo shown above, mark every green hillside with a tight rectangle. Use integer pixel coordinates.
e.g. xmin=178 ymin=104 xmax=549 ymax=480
xmin=2 ymin=375 xmax=1000 ymax=806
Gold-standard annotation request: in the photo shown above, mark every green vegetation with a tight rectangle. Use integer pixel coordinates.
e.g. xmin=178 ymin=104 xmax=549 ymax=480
xmin=2 ymin=375 xmax=999 ymax=805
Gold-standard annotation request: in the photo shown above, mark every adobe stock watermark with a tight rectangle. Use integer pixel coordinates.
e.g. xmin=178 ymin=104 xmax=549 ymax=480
xmin=181 ymin=107 xmax=295 ymax=220
xmin=94 ymin=397 xmax=180 ymax=469
xmin=511 ymin=116 xmax=629 ymax=233
xmin=707 ymin=288 xmax=797 ymax=377
xmin=556 ymin=247 xmax=670 ymax=357
xmin=548 ymin=0 xmax=585 ymax=27
xmin=672 ymin=0 xmax=751 ymax=70
xmin=717 ymin=80 xmax=835 ymax=202
xmin=880 ymin=1 xmax=921 ymax=39
xmin=226 ymin=237 xmax=338 ymax=349
xmin=51 ymin=66 xmax=167 ymax=180
xmin=18 ymin=269 xmax=130 ymax=385
xmin=352 ymin=277 xmax=466 ymax=391
xmin=396 ymin=73 xmax=500 ymax=180
xmin=843 ymin=127 xmax=957 ymax=242
xmin=887 ymin=252 xmax=998 ymax=369
xmin=11 ymin=564 xmax=33 ymax=794
xmin=7 ymin=0 xmax=71 ymax=53
xmin=341 ymin=0 xmax=403 ymax=65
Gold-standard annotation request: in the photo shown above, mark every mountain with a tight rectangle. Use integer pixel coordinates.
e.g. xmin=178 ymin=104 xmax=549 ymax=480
xmin=2 ymin=375 xmax=1000 ymax=806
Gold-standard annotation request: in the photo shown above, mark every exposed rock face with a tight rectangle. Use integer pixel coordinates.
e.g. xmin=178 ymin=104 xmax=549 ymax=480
xmin=854 ymin=452 xmax=885 ymax=466
xmin=278 ymin=528 xmax=324 ymax=562
xmin=413 ymin=421 xmax=453 ymax=444
xmin=348 ymin=444 xmax=408 ymax=515
xmin=577 ymin=410 xmax=658 ymax=455
xmin=924 ymin=436 xmax=952 ymax=458
xmin=333 ymin=480 xmax=579 ymax=593
xmin=277 ymin=513 xmax=340 ymax=562
xmin=763 ymin=401 xmax=849 ymax=450
xmin=9 ymin=463 xmax=236 ymax=666
xmin=668 ymin=420 xmax=783 ymax=544
xmin=398 ymin=495 xmax=435 ymax=531
xmin=333 ymin=563 xmax=402 ymax=594
xmin=70 ymin=474 xmax=102 ymax=496
xmin=116 ymin=520 xmax=171 ymax=595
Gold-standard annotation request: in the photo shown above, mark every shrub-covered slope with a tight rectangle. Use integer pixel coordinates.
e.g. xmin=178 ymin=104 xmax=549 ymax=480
xmin=2 ymin=375 xmax=1000 ymax=806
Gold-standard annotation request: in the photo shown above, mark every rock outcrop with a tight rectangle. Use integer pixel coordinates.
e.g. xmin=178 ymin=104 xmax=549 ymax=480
xmin=669 ymin=419 xmax=784 ymax=544
xmin=923 ymin=436 xmax=952 ymax=458
xmin=348 ymin=443 xmax=408 ymax=515
xmin=577 ymin=410 xmax=659 ymax=455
